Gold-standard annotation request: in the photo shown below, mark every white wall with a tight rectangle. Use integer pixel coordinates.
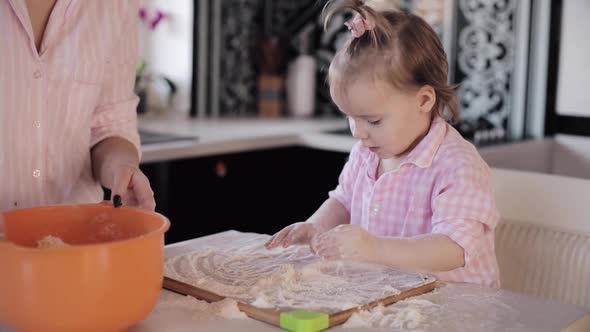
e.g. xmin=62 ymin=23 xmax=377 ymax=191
xmin=138 ymin=0 xmax=193 ymax=114
xmin=556 ymin=0 xmax=590 ymax=117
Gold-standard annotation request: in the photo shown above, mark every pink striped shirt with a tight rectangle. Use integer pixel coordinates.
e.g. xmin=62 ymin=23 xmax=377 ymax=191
xmin=0 ymin=0 xmax=140 ymax=211
xmin=329 ymin=117 xmax=500 ymax=287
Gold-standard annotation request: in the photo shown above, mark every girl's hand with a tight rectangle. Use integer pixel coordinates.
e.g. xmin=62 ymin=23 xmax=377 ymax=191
xmin=108 ymin=164 xmax=156 ymax=211
xmin=265 ymin=222 xmax=319 ymax=249
xmin=312 ymin=224 xmax=377 ymax=262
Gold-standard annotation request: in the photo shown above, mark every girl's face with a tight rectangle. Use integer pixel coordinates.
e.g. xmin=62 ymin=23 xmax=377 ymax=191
xmin=330 ymin=77 xmax=434 ymax=159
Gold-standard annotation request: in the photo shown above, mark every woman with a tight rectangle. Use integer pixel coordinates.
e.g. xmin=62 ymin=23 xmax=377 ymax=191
xmin=0 ymin=0 xmax=155 ymax=225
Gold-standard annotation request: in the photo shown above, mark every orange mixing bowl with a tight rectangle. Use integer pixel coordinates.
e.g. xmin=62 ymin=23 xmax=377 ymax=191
xmin=0 ymin=203 xmax=170 ymax=332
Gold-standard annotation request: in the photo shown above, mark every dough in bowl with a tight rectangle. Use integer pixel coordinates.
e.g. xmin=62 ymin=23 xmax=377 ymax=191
xmin=37 ymin=235 xmax=69 ymax=248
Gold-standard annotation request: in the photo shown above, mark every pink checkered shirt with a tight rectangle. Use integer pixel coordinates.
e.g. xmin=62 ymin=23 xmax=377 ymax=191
xmin=329 ymin=117 xmax=500 ymax=287
xmin=0 ymin=0 xmax=140 ymax=211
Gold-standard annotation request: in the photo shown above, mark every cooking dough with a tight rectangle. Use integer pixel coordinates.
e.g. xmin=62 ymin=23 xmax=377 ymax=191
xmin=37 ymin=235 xmax=69 ymax=248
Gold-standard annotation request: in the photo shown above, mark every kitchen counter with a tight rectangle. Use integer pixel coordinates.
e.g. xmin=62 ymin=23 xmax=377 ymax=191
xmin=139 ymin=112 xmax=353 ymax=163
xmin=138 ymin=113 xmax=544 ymax=169
xmin=135 ymin=231 xmax=589 ymax=332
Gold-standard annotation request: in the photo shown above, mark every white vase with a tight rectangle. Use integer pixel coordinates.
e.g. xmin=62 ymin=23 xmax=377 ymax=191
xmin=286 ymin=55 xmax=316 ymax=117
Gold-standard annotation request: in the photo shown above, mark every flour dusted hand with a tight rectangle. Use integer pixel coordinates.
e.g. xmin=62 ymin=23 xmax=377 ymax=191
xmin=312 ymin=224 xmax=377 ymax=262
xmin=265 ymin=222 xmax=320 ymax=249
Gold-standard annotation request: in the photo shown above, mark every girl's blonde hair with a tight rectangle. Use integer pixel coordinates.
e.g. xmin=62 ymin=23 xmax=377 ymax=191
xmin=323 ymin=0 xmax=459 ymax=122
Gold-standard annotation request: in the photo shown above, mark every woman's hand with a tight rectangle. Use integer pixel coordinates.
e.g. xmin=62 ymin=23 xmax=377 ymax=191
xmin=92 ymin=137 xmax=155 ymax=210
xmin=109 ymin=164 xmax=156 ymax=210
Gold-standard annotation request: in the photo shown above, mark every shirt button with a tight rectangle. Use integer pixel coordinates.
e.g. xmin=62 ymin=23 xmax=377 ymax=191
xmin=33 ymin=70 xmax=42 ymax=79
xmin=33 ymin=121 xmax=41 ymax=128
xmin=32 ymin=169 xmax=41 ymax=178
xmin=372 ymin=203 xmax=380 ymax=214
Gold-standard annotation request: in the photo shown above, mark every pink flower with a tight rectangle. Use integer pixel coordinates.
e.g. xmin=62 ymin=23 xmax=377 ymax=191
xmin=138 ymin=7 xmax=166 ymax=31
xmin=138 ymin=7 xmax=147 ymax=21
xmin=150 ymin=10 xmax=166 ymax=30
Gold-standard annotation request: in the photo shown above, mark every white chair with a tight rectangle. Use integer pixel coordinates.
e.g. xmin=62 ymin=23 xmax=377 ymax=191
xmin=492 ymin=168 xmax=590 ymax=308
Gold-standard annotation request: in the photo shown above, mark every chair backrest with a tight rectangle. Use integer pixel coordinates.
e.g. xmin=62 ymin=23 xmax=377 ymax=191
xmin=492 ymin=168 xmax=590 ymax=234
xmin=491 ymin=169 xmax=590 ymax=308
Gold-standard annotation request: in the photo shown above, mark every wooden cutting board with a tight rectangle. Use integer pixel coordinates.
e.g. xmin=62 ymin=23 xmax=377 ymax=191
xmin=163 ymin=276 xmax=437 ymax=329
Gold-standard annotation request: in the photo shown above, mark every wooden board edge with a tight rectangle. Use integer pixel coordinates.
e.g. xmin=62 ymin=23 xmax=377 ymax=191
xmin=163 ymin=276 xmax=226 ymax=302
xmin=328 ymin=280 xmax=437 ymax=326
xmin=163 ymin=277 xmax=283 ymax=326
xmin=163 ymin=276 xmax=439 ymax=329
xmin=237 ymin=302 xmax=282 ymax=326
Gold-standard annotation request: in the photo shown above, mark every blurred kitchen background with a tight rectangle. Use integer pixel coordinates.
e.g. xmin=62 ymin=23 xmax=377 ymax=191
xmin=134 ymin=0 xmax=590 ymax=244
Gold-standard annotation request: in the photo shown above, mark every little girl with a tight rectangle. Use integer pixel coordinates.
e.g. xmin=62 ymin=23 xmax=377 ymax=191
xmin=266 ymin=0 xmax=500 ymax=287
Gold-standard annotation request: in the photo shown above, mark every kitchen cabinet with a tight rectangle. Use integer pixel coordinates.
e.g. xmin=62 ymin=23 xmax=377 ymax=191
xmin=141 ymin=147 xmax=348 ymax=244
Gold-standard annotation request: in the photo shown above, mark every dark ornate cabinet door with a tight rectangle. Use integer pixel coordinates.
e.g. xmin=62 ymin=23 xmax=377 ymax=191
xmin=142 ymin=147 xmax=348 ymax=244
xmin=191 ymin=0 xmax=539 ymax=144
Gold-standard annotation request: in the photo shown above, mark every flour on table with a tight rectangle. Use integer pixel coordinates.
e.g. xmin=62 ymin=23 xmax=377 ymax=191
xmin=340 ymin=284 xmax=524 ymax=330
xmin=164 ymin=236 xmax=433 ymax=314
xmin=37 ymin=235 xmax=69 ymax=248
xmin=153 ymin=292 xmax=247 ymax=320
xmin=342 ymin=298 xmax=437 ymax=329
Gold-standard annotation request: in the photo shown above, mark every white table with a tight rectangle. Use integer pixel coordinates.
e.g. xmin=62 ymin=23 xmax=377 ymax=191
xmin=133 ymin=231 xmax=590 ymax=332
xmin=1 ymin=231 xmax=589 ymax=332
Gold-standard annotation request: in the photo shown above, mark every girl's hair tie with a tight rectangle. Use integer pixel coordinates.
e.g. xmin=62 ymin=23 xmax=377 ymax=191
xmin=344 ymin=14 xmax=375 ymax=38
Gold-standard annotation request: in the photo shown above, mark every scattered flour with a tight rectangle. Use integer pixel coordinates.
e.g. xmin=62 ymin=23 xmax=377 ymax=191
xmin=191 ymin=298 xmax=248 ymax=320
xmin=154 ymin=292 xmax=248 ymax=321
xmin=164 ymin=237 xmax=434 ymax=314
xmin=161 ymin=233 xmax=575 ymax=332
xmin=342 ymin=298 xmax=437 ymax=329
xmin=340 ymin=284 xmax=528 ymax=331
xmin=37 ymin=235 xmax=69 ymax=248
